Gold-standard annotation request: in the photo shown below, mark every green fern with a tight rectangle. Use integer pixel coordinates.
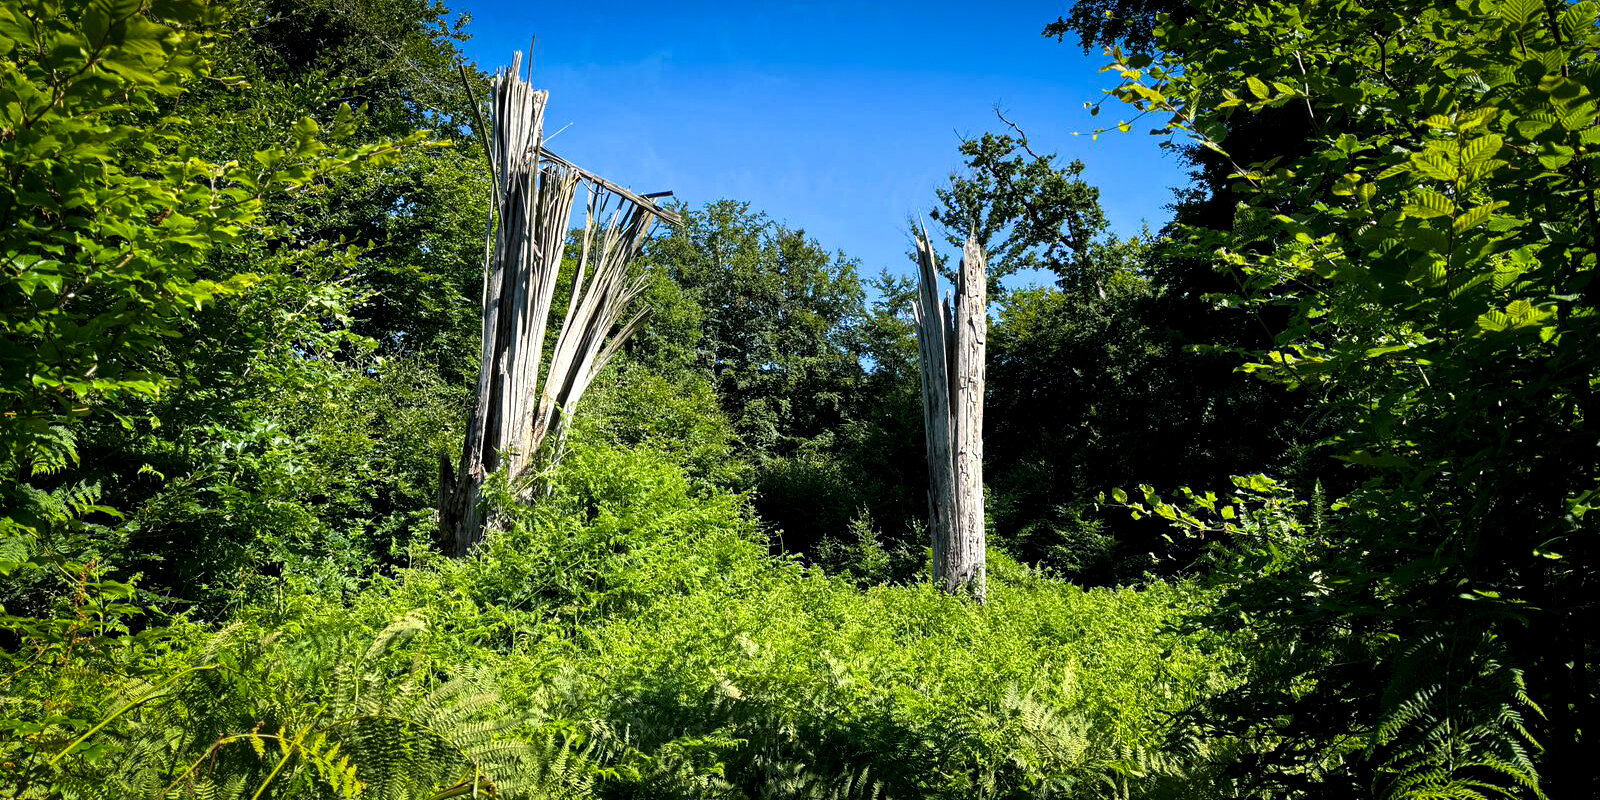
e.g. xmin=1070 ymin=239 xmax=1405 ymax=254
xmin=41 ymin=614 xmax=600 ymax=800
xmin=22 ymin=425 xmax=79 ymax=478
xmin=1374 ymin=631 xmax=1544 ymax=800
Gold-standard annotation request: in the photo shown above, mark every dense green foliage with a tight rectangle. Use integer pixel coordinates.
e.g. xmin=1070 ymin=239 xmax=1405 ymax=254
xmin=3 ymin=0 xmax=1594 ymax=797
xmin=8 ymin=439 xmax=1230 ymax=798
xmin=1092 ymin=0 xmax=1600 ymax=794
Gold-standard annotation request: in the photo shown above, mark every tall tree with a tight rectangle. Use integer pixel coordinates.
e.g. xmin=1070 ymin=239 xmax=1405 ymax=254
xmin=638 ymin=201 xmax=934 ymax=560
xmin=931 ymin=131 xmax=1107 ymax=294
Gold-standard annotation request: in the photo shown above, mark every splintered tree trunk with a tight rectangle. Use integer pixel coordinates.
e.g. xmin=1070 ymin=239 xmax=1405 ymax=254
xmin=440 ymin=52 xmax=677 ymax=555
xmin=912 ymin=232 xmax=987 ymax=602
xmin=912 ymin=234 xmax=956 ymax=587
xmin=950 ymin=237 xmax=986 ymax=602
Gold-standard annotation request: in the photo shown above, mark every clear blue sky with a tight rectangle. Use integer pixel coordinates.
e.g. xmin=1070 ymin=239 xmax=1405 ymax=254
xmin=452 ymin=1 xmax=1189 ymax=285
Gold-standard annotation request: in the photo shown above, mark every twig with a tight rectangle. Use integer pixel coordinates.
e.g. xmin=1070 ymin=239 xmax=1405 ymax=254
xmin=994 ymin=107 xmax=1049 ymax=162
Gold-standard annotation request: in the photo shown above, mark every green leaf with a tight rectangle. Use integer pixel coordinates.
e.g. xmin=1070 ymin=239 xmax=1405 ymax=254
xmin=1559 ymin=1 xmax=1598 ymax=39
xmin=149 ymin=0 xmax=204 ymax=22
xmin=1537 ymin=142 xmax=1575 ymax=170
xmin=1405 ymin=188 xmax=1456 ymax=218
xmin=1364 ymin=344 xmax=1414 ymax=358
xmin=1501 ymin=0 xmax=1542 ymax=25
xmin=1376 ymin=161 xmax=1413 ymax=180
xmin=1408 ymin=153 xmax=1458 ymax=181
xmin=1246 ymin=76 xmax=1271 ymax=100
xmin=1514 ymin=115 xmax=1555 ymax=140
xmin=1453 ymin=202 xmax=1507 ymax=233
xmin=83 ymin=5 xmax=110 ymax=45
xmin=1460 ymin=135 xmax=1503 ymax=168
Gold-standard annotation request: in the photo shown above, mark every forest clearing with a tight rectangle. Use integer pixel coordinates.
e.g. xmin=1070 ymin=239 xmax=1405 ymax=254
xmin=1 ymin=0 xmax=1595 ymax=797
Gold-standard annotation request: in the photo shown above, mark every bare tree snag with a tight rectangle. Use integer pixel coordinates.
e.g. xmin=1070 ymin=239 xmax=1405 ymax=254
xmin=911 ymin=233 xmax=955 ymax=589
xmin=912 ymin=231 xmax=987 ymax=602
xmin=441 ymin=52 xmax=677 ymax=555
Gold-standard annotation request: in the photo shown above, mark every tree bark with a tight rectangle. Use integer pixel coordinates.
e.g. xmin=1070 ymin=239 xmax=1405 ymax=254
xmin=912 ymin=231 xmax=986 ymax=601
xmin=950 ymin=237 xmax=987 ymax=602
xmin=912 ymin=234 xmax=956 ymax=588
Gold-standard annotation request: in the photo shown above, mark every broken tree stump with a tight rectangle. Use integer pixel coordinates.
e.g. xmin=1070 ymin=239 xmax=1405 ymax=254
xmin=911 ymin=230 xmax=987 ymax=602
xmin=441 ymin=52 xmax=677 ymax=555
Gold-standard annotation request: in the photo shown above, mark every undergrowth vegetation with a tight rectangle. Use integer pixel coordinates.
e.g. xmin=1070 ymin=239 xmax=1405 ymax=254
xmin=8 ymin=440 xmax=1231 ymax=798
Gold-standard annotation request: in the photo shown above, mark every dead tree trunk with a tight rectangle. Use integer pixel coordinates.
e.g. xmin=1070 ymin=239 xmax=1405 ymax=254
xmin=440 ymin=52 xmax=677 ymax=555
xmin=912 ymin=233 xmax=956 ymax=588
xmin=912 ymin=231 xmax=987 ymax=602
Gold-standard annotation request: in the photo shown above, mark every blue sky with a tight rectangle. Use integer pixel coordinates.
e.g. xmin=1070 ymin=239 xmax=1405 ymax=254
xmin=452 ymin=1 xmax=1190 ymax=286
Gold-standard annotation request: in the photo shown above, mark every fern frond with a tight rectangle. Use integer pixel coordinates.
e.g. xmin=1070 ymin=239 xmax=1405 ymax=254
xmin=26 ymin=425 xmax=79 ymax=477
xmin=1374 ymin=631 xmax=1546 ymax=800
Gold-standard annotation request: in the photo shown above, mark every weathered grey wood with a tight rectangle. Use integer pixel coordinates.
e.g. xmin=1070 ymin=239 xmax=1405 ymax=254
xmin=911 ymin=232 xmax=955 ymax=589
xmin=532 ymin=204 xmax=658 ymax=464
xmin=540 ymin=148 xmax=682 ymax=227
xmin=442 ymin=52 xmax=674 ymax=555
xmin=446 ymin=54 xmax=545 ymax=556
xmin=950 ymin=237 xmax=986 ymax=602
xmin=911 ymin=230 xmax=986 ymax=602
